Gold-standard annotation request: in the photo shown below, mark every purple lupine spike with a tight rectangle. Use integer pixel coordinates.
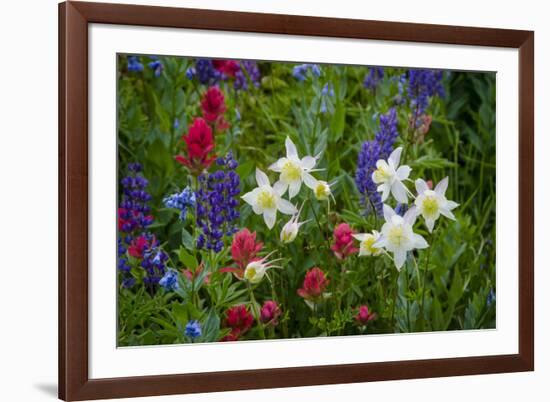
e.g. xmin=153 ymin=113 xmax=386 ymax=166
xmin=406 ymin=69 xmax=444 ymax=115
xmin=196 ymin=152 xmax=241 ymax=252
xmin=355 ymin=108 xmax=400 ymax=216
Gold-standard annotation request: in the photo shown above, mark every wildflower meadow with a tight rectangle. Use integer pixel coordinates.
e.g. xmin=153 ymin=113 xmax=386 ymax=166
xmin=117 ymin=55 xmax=496 ymax=345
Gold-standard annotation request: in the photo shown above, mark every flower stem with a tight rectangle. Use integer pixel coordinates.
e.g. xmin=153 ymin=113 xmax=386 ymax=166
xmin=247 ymin=284 xmax=266 ymax=340
xmin=308 ymin=197 xmax=332 ymax=254
xmin=390 ymin=268 xmax=399 ymax=332
xmin=419 ymin=233 xmax=434 ymax=331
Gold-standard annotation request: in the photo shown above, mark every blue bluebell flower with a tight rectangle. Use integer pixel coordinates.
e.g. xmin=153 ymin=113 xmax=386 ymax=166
xmin=363 ymin=67 xmax=384 ymax=90
xmin=159 ymin=269 xmax=179 ymax=292
xmin=163 ymin=187 xmax=196 ymax=221
xmin=355 ymin=108 xmax=399 ymax=216
xmin=185 ymin=66 xmax=196 ymax=80
xmin=292 ymin=64 xmax=321 ymax=81
xmin=148 ymin=58 xmax=163 ymax=77
xmin=196 ymin=152 xmax=241 ymax=252
xmin=185 ymin=320 xmax=202 ymax=339
xmin=292 ymin=64 xmax=309 ymax=81
xmin=320 ymin=82 xmax=335 ymax=113
xmin=127 ymin=56 xmax=144 ymax=72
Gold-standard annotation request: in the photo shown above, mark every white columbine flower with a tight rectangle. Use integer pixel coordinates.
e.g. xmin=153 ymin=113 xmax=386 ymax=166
xmin=269 ymin=136 xmax=319 ymax=199
xmin=243 ymin=253 xmax=281 ymax=284
xmin=373 ymin=204 xmax=429 ymax=270
xmin=372 ymin=147 xmax=411 ymax=203
xmin=280 ymin=206 xmax=309 ymax=243
xmin=242 ymin=168 xmax=297 ymax=229
xmin=414 ymin=177 xmax=459 ymax=233
xmin=312 ymin=180 xmax=334 ymax=201
xmin=352 ymin=230 xmax=383 ymax=256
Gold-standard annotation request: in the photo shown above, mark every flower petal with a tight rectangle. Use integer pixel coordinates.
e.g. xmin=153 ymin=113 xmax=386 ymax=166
xmin=301 ymin=155 xmax=317 ymax=170
xmin=273 ymin=180 xmax=288 ymax=196
xmin=383 ymin=204 xmax=396 ymax=222
xmin=285 ymin=136 xmax=298 ymax=159
xmin=376 ymin=160 xmax=389 ymax=170
xmin=403 ymin=206 xmax=418 ymax=225
xmin=379 ymin=183 xmax=390 ymax=201
xmin=446 ymin=200 xmax=459 ymax=211
xmin=352 ymin=234 xmax=368 ymax=241
xmin=391 ymin=180 xmax=408 ymax=203
xmin=277 ymin=198 xmax=298 ymax=215
xmin=373 ymin=236 xmax=388 ymax=249
xmin=252 ymin=203 xmax=263 ymax=215
xmin=440 ymin=207 xmax=456 ymax=220
xmin=303 ymin=172 xmax=318 ymax=190
xmin=412 ymin=233 xmax=429 ymax=249
xmin=241 ymin=189 xmax=259 ymax=206
xmin=288 ymin=180 xmax=302 ymax=199
xmin=388 ymin=147 xmax=403 ymax=169
xmin=394 ymin=249 xmax=407 ymax=270
xmin=425 ymin=217 xmax=435 ymax=233
xmin=415 ymin=178 xmax=429 ymax=194
xmin=256 ymin=168 xmax=270 ymax=187
xmin=269 ymin=159 xmax=283 ymax=172
xmin=435 ymin=177 xmax=449 ymax=196
xmin=263 ymin=209 xmax=277 ymax=229
xmin=396 ymin=165 xmax=412 ymax=181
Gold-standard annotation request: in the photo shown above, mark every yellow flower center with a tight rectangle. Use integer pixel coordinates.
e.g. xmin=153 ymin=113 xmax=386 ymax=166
xmin=422 ymin=196 xmax=439 ymax=218
xmin=388 ymin=225 xmax=406 ymax=248
xmin=373 ymin=166 xmax=391 ymax=183
xmin=282 ymin=230 xmax=293 ymax=242
xmin=315 ymin=182 xmax=330 ymax=200
xmin=257 ymin=189 xmax=276 ymax=209
xmin=244 ymin=266 xmax=257 ymax=281
xmin=281 ymin=160 xmax=302 ymax=182
xmin=362 ymin=237 xmax=379 ymax=254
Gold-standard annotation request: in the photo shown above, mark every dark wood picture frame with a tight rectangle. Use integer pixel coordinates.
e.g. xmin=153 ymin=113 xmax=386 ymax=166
xmin=59 ymin=1 xmax=534 ymax=400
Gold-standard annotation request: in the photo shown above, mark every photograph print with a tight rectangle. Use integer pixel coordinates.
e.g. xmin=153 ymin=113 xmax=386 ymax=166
xmin=116 ymin=55 xmax=496 ymax=346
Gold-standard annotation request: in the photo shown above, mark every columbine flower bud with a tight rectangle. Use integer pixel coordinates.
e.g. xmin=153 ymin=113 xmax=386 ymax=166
xmin=243 ymin=253 xmax=280 ymax=284
xmin=314 ymin=180 xmax=332 ymax=201
xmin=280 ymin=218 xmax=299 ymax=243
xmin=280 ymin=207 xmax=308 ymax=244
xmin=244 ymin=260 xmax=267 ymax=284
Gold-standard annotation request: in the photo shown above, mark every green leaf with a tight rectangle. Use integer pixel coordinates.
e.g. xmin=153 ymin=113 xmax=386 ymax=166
xmin=181 ymin=228 xmax=195 ymax=251
xmin=409 ymin=156 xmax=457 ymax=169
xmin=147 ymin=139 xmax=174 ymax=175
xmin=200 ymin=309 xmax=221 ymax=342
xmin=236 ymin=160 xmax=254 ymax=179
xmin=171 ymin=302 xmax=188 ymax=326
xmin=329 ymin=100 xmax=346 ymax=141
xmin=178 ymin=246 xmax=198 ymax=269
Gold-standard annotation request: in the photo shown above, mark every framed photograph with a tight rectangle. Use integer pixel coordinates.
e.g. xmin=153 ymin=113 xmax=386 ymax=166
xmin=59 ymin=1 xmax=534 ymax=400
